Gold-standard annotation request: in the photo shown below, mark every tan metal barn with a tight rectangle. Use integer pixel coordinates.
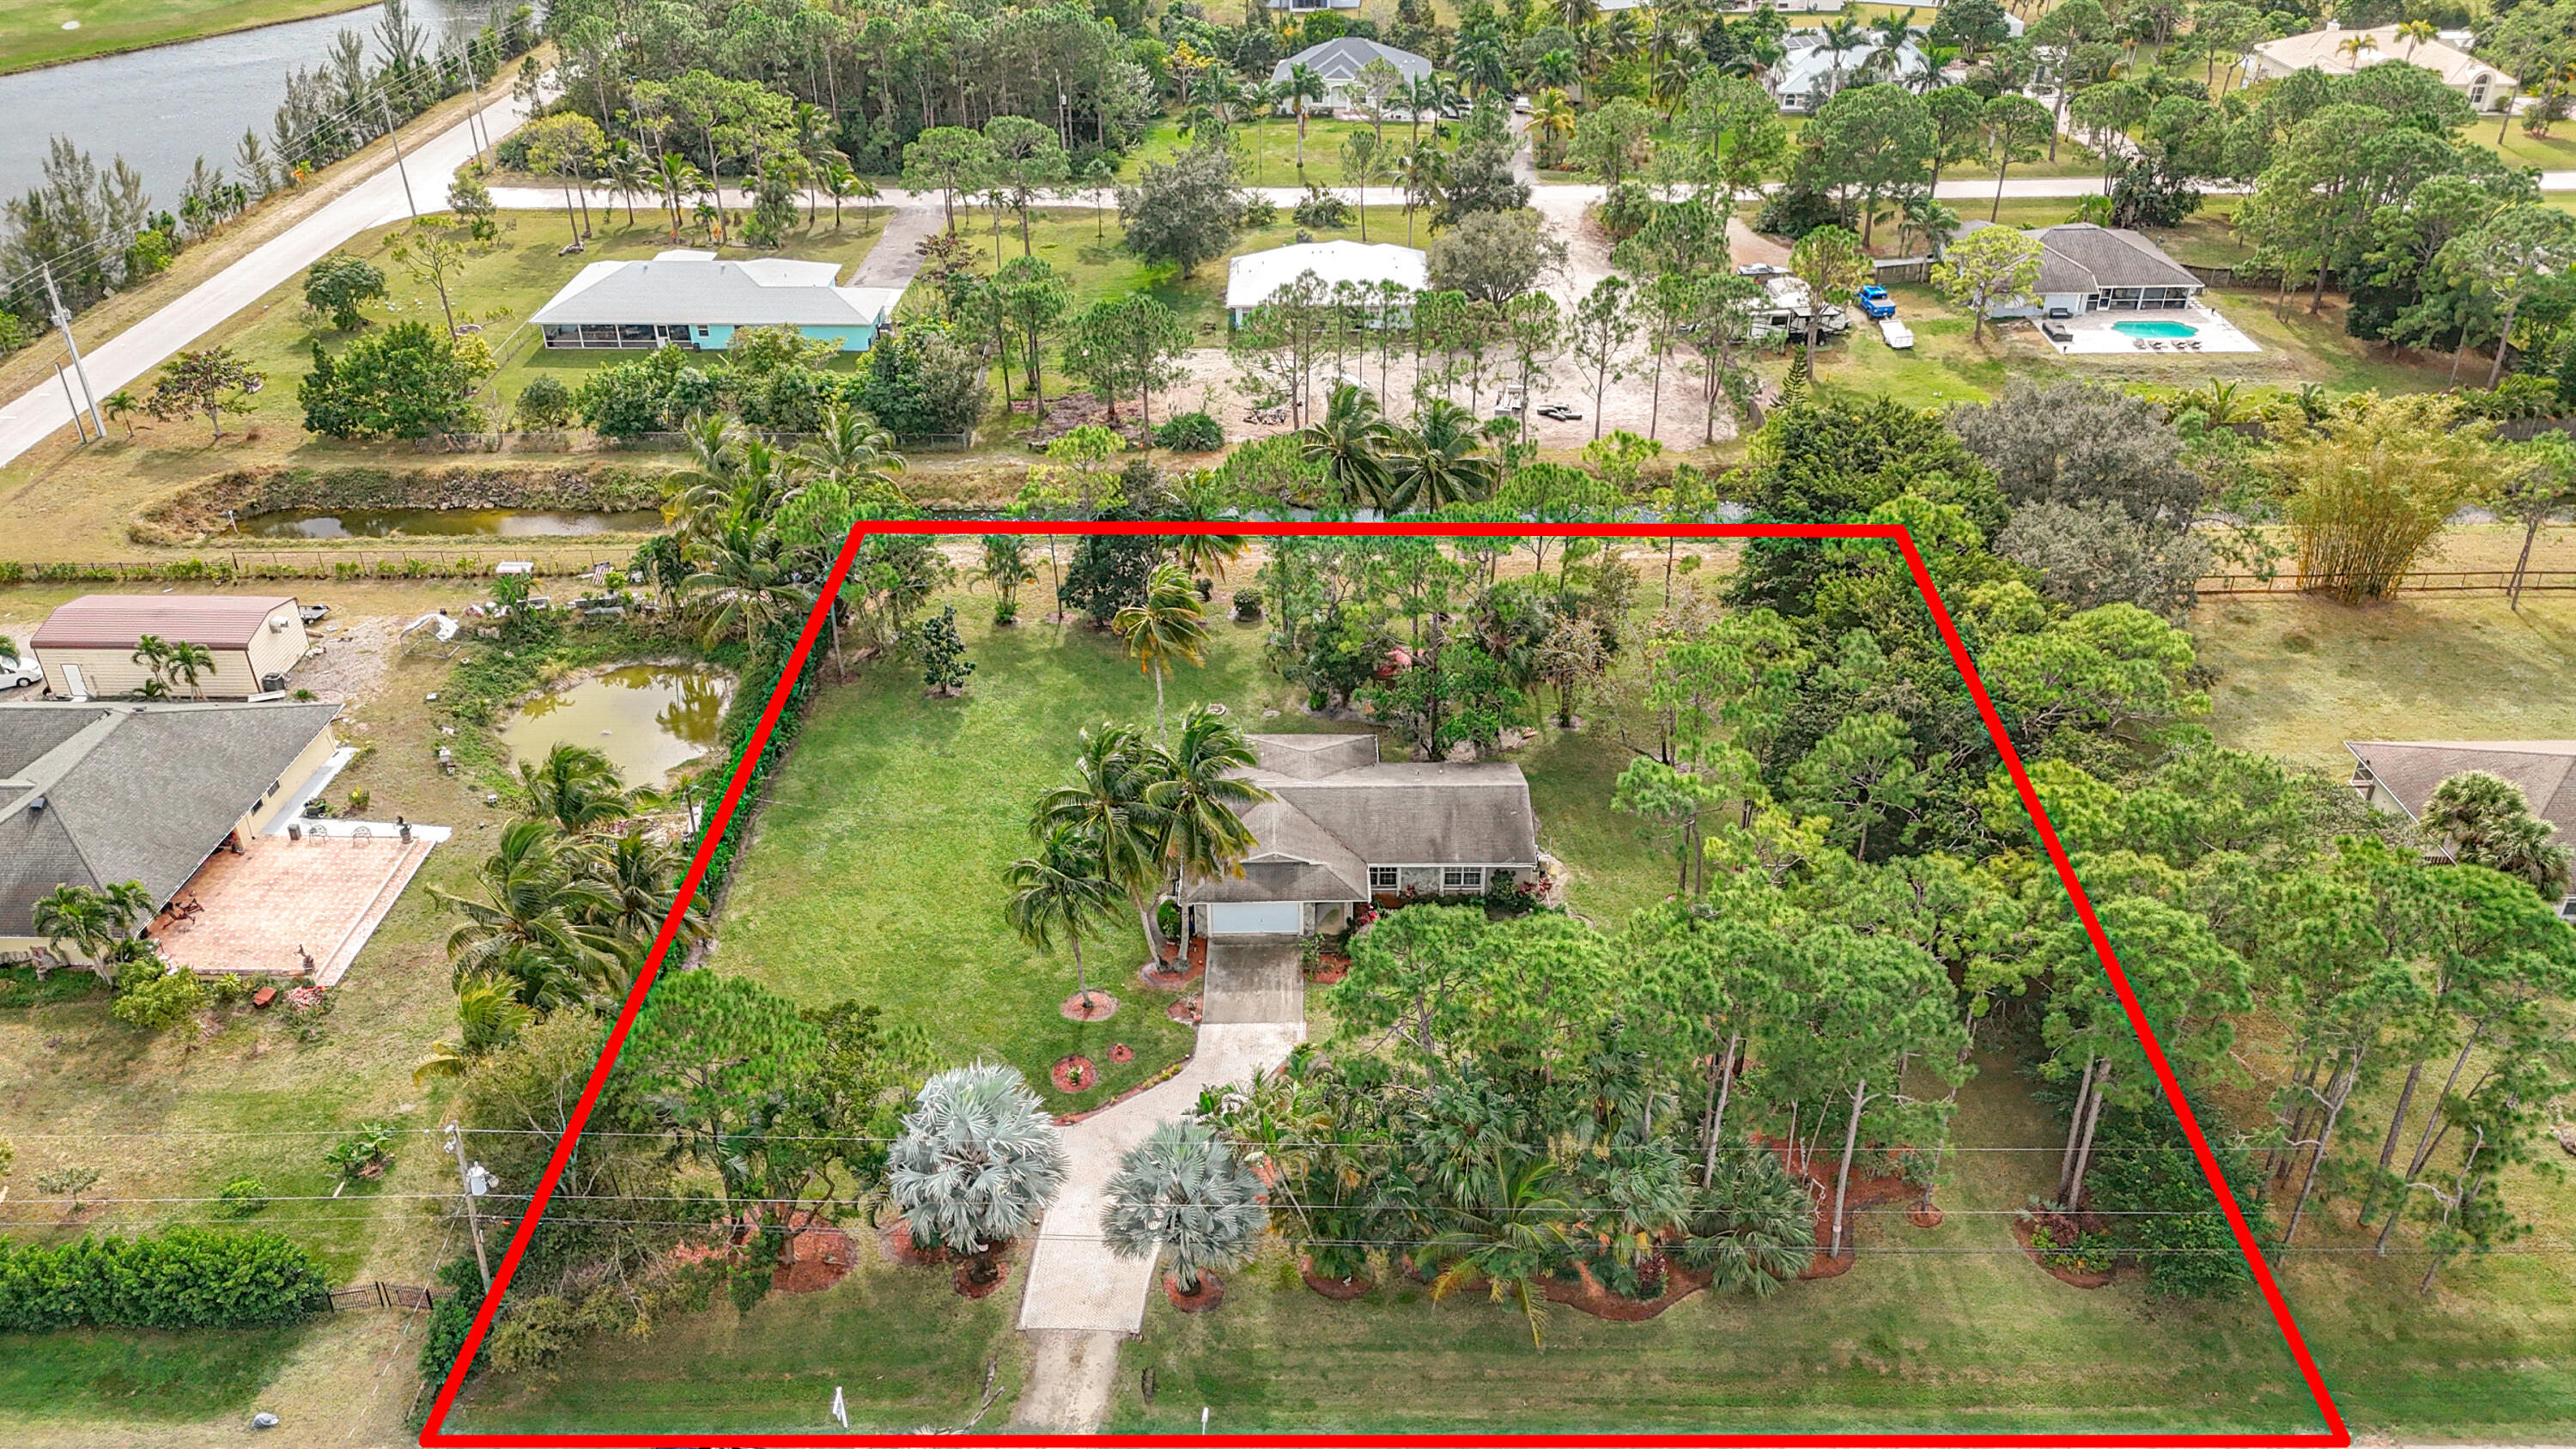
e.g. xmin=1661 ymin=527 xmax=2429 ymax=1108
xmin=30 ymin=595 xmax=308 ymax=699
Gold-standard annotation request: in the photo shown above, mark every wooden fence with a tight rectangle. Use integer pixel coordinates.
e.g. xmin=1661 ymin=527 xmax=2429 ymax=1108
xmin=2198 ymin=569 xmax=2576 ymax=597
xmin=319 ymin=1281 xmax=439 ymax=1312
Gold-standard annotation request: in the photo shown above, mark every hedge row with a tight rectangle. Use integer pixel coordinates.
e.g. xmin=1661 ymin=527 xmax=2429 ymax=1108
xmin=0 ymin=1229 xmax=330 ymax=1330
xmin=0 ymin=555 xmax=617 ymax=584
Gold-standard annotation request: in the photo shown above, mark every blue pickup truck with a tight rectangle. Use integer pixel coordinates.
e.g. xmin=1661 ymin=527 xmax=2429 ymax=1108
xmin=1856 ymin=284 xmax=1897 ymax=320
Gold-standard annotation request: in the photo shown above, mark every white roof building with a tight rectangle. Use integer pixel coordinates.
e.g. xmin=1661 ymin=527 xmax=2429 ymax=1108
xmin=1225 ymin=240 xmax=1428 ymax=324
xmin=2245 ymin=24 xmax=2515 ymax=111
xmin=1771 ymin=33 xmax=1935 ymax=112
xmin=1271 ymin=38 xmax=1435 ymax=113
xmin=531 ymin=251 xmax=905 ymax=352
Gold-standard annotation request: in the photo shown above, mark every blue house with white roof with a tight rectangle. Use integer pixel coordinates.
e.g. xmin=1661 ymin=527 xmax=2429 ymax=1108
xmin=531 ymin=251 xmax=904 ymax=352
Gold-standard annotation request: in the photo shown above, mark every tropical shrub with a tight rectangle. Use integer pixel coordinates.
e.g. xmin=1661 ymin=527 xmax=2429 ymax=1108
xmin=1153 ymin=411 xmax=1224 ymax=453
xmin=0 ymin=1230 xmax=328 ymax=1330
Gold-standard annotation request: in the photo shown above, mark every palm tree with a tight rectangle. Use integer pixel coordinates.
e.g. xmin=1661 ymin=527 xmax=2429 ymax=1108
xmin=102 ymin=389 xmax=141 ymax=439
xmin=1669 ymin=1150 xmax=1815 ymax=1298
xmin=31 ymin=881 xmax=152 ymax=970
xmin=1284 ymin=64 xmax=1329 ymax=172
xmin=2335 ymin=32 xmax=2379 ymax=70
xmin=598 ymin=139 xmax=649 ymax=225
xmin=513 ymin=742 xmax=633 ymax=835
xmin=1166 ymin=472 xmax=1248 ymax=581
xmin=2393 ymin=18 xmax=2438 ymax=63
xmin=889 ymin=1064 xmax=1070 ymax=1275
xmin=1819 ymin=17 xmax=1869 ymax=98
xmin=1420 ymin=1142 xmax=1577 ymax=1348
xmin=1112 ymin=563 xmax=1211 ymax=740
xmin=819 ymin=159 xmax=860 ymax=229
xmin=1144 ymin=706 xmax=1272 ymax=968
xmin=1102 ymin=1121 xmax=1267 ymax=1298
xmin=1034 ymin=723 xmax=1170 ymax=952
xmin=681 ymin=522 xmax=817 ymax=649
xmin=1005 ymin=823 xmax=1123 ymax=1010
xmin=797 ymin=402 xmax=905 ymax=496
xmin=1296 ymin=381 xmax=1395 ymax=508
xmin=411 ymin=977 xmax=536 ymax=1083
xmin=1898 ymin=193 xmax=1962 ymax=259
xmin=581 ymin=828 xmax=709 ymax=954
xmin=431 ymin=819 xmax=617 ymax=1012
xmin=1529 ymin=88 xmax=1577 ymax=169
xmin=1387 ymin=399 xmax=1502 ymax=512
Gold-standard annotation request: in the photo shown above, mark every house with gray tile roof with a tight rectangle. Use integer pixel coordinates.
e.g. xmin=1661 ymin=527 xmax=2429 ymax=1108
xmin=1 ymin=700 xmax=340 ymax=957
xmin=2346 ymin=739 xmax=2576 ymax=922
xmin=1271 ymin=39 xmax=1433 ymax=113
xmin=1178 ymin=733 xmax=1541 ymax=938
xmin=1952 ymin=221 xmax=2206 ymax=318
xmin=532 ymin=250 xmax=903 ymax=353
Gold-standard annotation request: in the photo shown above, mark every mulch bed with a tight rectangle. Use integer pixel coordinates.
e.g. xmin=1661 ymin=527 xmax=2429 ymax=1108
xmin=1060 ymin=989 xmax=1119 ymax=1022
xmin=1758 ymin=1135 xmax=1932 ymax=1280
xmin=1909 ymin=1201 xmax=1946 ymax=1228
xmin=879 ymin=1216 xmax=945 ymax=1267
xmin=1541 ymin=1258 xmax=1717 ymax=1321
xmin=1108 ymin=1043 xmax=1134 ymax=1063
xmin=955 ymin=1257 xmax=1013 ymax=1299
xmin=1298 ymin=1257 xmax=1376 ymax=1300
xmin=2012 ymin=1215 xmax=2115 ymax=1288
xmin=1051 ymin=1055 xmax=1099 ymax=1093
xmin=1139 ymin=953 xmax=1205 ymax=991
xmin=1166 ymin=993 xmax=1202 ymax=1025
xmin=770 ymin=1213 xmax=857 ymax=1294
xmin=1164 ymin=1271 xmax=1226 ymax=1312
xmin=1306 ymin=948 xmax=1351 ymax=985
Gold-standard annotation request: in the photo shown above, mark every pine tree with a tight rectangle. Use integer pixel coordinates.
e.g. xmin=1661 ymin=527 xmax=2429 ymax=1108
xmin=1781 ymin=349 xmax=1811 ymax=408
xmin=919 ymin=606 xmax=975 ymax=697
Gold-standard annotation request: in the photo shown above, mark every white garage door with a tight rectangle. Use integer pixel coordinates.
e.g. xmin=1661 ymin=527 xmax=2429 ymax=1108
xmin=1206 ymin=901 xmax=1301 ymax=936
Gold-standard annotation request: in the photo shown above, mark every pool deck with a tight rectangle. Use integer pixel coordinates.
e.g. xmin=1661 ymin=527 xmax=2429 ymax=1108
xmin=2038 ymin=301 xmax=2261 ymax=356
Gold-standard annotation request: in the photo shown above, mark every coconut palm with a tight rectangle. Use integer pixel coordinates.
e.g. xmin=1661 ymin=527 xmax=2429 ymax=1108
xmin=1818 ymin=16 xmax=1870 ymax=97
xmin=796 ymin=401 xmax=905 ymax=495
xmin=890 ymin=1063 xmax=1070 ymax=1267
xmin=1112 ymin=563 xmax=1211 ymax=740
xmin=1166 ymin=472 xmax=1249 ymax=581
xmin=1529 ymin=88 xmax=1577 ymax=168
xmin=1102 ymin=1120 xmax=1268 ymax=1298
xmin=411 ymin=977 xmax=537 ymax=1083
xmin=1283 ymin=64 xmax=1329 ymax=172
xmin=1145 ymin=706 xmax=1273 ymax=966
xmin=1005 ymin=823 xmax=1123 ymax=1010
xmin=681 ymin=521 xmax=817 ymax=649
xmin=1296 ymin=381 xmax=1396 ymax=509
xmin=31 ymin=881 xmax=153 ymax=968
xmin=432 ymin=819 xmax=617 ymax=1010
xmin=1898 ymin=193 xmax=1962 ymax=259
xmin=598 ymin=139 xmax=650 ymax=224
xmin=513 ymin=742 xmax=633 ymax=835
xmin=1034 ymin=722 xmax=1171 ymax=951
xmin=580 ymin=827 xmax=709 ymax=953
xmin=1387 ymin=399 xmax=1502 ymax=513
xmin=1419 ymin=1142 xmax=1577 ymax=1348
xmin=2335 ymin=31 xmax=2379 ymax=68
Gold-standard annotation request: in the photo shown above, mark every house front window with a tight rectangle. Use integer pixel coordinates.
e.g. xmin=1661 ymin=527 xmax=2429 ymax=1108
xmin=1369 ymin=866 xmax=1399 ymax=892
xmin=1442 ymin=867 xmax=1484 ymax=892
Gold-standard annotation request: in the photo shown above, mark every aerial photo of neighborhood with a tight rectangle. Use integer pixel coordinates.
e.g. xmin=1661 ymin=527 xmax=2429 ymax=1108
xmin=1 ymin=0 xmax=2573 ymax=1440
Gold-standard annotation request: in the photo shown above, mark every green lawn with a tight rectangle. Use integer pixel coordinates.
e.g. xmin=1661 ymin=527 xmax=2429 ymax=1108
xmin=1104 ymin=1050 xmax=2325 ymax=1436
xmin=447 ymin=1241 xmax=1031 ymax=1435
xmin=1127 ymin=116 xmax=1388 ymax=191
xmin=0 ymin=1324 xmax=312 ymax=1423
xmin=0 ymin=0 xmax=361 ymax=72
xmin=2455 ymin=118 xmax=2576 ymax=174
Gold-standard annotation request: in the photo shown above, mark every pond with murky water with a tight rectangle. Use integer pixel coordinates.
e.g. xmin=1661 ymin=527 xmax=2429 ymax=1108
xmin=237 ymin=508 xmax=664 ymax=539
xmin=499 ymin=665 xmax=731 ymax=788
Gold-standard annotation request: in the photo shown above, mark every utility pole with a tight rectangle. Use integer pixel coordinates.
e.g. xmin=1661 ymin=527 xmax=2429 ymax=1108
xmin=382 ymin=97 xmax=422 ymax=222
xmin=41 ymin=263 xmax=105 ymax=441
xmin=445 ymin=1123 xmax=493 ymax=1290
xmin=53 ymin=363 xmax=93 ymax=442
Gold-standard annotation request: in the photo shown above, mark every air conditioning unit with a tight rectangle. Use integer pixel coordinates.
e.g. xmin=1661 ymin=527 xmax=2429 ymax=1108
xmin=270 ymin=615 xmax=291 ymax=631
xmin=261 ymin=673 xmax=289 ymax=692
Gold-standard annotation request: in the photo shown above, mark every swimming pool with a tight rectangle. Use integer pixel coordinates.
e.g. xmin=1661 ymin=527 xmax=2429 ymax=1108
xmin=2112 ymin=320 xmax=2198 ymax=338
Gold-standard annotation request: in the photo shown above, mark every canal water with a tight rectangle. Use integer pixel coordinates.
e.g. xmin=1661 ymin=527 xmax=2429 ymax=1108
xmin=499 ymin=665 xmax=732 ymax=788
xmin=238 ymin=507 xmax=665 ymax=538
xmin=0 ymin=0 xmax=489 ymax=205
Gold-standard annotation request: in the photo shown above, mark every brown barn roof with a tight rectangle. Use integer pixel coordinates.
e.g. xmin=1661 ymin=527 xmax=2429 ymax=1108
xmin=31 ymin=594 xmax=297 ymax=652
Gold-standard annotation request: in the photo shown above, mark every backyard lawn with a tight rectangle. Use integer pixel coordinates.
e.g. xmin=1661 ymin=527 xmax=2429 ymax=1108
xmin=0 ymin=0 xmax=355 ymax=70
xmin=1126 ymin=116 xmax=1385 ymax=190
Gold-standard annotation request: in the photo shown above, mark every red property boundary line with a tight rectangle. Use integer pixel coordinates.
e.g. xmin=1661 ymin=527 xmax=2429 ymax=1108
xmin=420 ymin=521 xmax=2350 ymax=1449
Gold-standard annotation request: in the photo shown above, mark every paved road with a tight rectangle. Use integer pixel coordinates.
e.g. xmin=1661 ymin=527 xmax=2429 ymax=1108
xmin=0 ymin=89 xmax=542 ymax=471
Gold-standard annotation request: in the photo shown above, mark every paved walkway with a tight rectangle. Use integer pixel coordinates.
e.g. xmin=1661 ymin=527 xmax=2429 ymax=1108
xmin=1009 ymin=938 xmax=1305 ymax=1431
xmin=153 ymin=831 xmax=438 ymax=986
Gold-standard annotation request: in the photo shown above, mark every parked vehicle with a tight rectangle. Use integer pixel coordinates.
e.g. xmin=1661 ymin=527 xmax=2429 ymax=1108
xmin=1857 ymin=284 xmax=1896 ymax=320
xmin=298 ymin=603 xmax=332 ymax=625
xmin=0 ymin=652 xmax=39 ymax=690
xmin=1878 ymin=318 xmax=1916 ymax=350
xmin=1536 ymin=403 xmax=1583 ymax=422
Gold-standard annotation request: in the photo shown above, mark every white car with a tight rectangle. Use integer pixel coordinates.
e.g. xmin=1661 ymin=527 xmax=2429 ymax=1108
xmin=0 ymin=653 xmax=39 ymax=691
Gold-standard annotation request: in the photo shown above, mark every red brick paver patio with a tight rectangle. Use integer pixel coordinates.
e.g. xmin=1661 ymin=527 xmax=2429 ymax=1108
xmin=154 ymin=833 xmax=437 ymax=986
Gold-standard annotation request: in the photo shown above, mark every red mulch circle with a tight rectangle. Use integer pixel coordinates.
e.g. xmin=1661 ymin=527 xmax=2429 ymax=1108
xmin=1307 ymin=950 xmax=1351 ymax=985
xmin=1541 ymin=1259 xmax=1716 ymax=1321
xmin=1909 ymin=1202 xmax=1946 ymax=1229
xmin=1060 ymin=990 xmax=1119 ymax=1021
xmin=2012 ymin=1217 xmax=2114 ymax=1288
xmin=1108 ymin=1043 xmax=1134 ymax=1063
xmin=1301 ymin=1266 xmax=1376 ymax=1300
xmin=1759 ymin=1135 xmax=1927 ymax=1280
xmin=1052 ymin=1055 xmax=1098 ymax=1093
xmin=1166 ymin=994 xmax=1202 ymax=1025
xmin=955 ymin=1256 xmax=1014 ymax=1299
xmin=1164 ymin=1271 xmax=1226 ymax=1312
xmin=771 ymin=1216 xmax=857 ymax=1294
xmin=1140 ymin=942 xmax=1206 ymax=991
xmin=879 ymin=1216 xmax=946 ymax=1267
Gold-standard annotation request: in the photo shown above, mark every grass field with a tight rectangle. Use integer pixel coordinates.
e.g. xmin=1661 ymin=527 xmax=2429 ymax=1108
xmin=446 ymin=1239 xmax=1032 ymax=1436
xmin=1126 ymin=116 xmax=1383 ymax=190
xmin=2455 ymin=118 xmax=2576 ymax=174
xmin=0 ymin=0 xmax=363 ymax=73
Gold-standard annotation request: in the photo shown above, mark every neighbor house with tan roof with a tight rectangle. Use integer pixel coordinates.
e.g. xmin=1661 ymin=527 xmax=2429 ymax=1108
xmin=30 ymin=594 xmax=308 ymax=699
xmin=2245 ymin=24 xmax=2515 ymax=112
xmin=2346 ymin=739 xmax=2576 ymax=922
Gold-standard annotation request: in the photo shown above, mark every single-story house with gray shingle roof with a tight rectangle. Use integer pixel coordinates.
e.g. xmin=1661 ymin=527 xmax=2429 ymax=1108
xmin=1272 ymin=39 xmax=1433 ymax=113
xmin=1178 ymin=733 xmax=1541 ymax=937
xmin=1953 ymin=221 xmax=2205 ymax=319
xmin=1 ymin=700 xmax=342 ymax=958
xmin=2346 ymin=739 xmax=2576 ymax=922
xmin=532 ymin=250 xmax=903 ymax=352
